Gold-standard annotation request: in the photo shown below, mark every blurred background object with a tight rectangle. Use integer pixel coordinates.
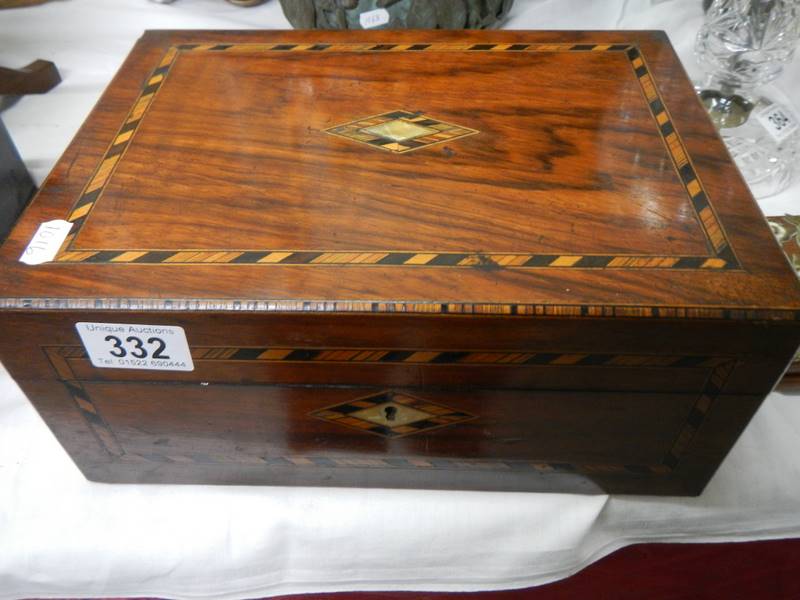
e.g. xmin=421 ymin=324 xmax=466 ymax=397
xmin=279 ymin=0 xmax=515 ymax=30
xmin=695 ymin=0 xmax=800 ymax=198
xmin=0 ymin=0 xmax=54 ymax=7
xmin=147 ymin=0 xmax=268 ymax=5
xmin=696 ymin=0 xmax=799 ymax=89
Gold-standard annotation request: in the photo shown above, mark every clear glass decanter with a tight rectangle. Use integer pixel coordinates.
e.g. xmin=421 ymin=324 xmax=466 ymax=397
xmin=695 ymin=0 xmax=800 ymax=198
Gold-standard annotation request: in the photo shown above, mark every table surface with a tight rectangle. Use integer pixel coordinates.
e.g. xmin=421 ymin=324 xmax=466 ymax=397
xmin=1 ymin=1 xmax=799 ymax=598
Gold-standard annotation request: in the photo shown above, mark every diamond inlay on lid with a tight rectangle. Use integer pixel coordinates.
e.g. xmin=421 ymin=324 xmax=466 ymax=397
xmin=310 ymin=390 xmax=476 ymax=438
xmin=324 ymin=110 xmax=479 ymax=154
xmin=361 ymin=119 xmax=438 ymax=142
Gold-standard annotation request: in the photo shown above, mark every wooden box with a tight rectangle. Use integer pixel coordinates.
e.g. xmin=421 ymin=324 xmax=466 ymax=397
xmin=1 ymin=30 xmax=799 ymax=495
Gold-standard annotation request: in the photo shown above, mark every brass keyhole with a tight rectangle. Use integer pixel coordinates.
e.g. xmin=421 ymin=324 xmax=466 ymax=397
xmin=384 ymin=406 xmax=397 ymax=421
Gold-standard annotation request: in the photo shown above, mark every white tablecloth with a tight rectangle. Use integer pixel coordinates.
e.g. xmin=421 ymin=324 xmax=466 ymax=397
xmin=1 ymin=1 xmax=799 ymax=598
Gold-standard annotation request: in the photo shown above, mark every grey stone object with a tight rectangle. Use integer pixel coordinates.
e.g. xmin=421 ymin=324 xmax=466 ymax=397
xmin=279 ymin=0 xmax=515 ymax=30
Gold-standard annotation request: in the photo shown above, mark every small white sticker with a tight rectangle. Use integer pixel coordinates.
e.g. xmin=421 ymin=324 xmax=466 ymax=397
xmin=754 ymin=102 xmax=799 ymax=144
xmin=359 ymin=8 xmax=390 ymax=29
xmin=19 ymin=220 xmax=72 ymax=265
xmin=75 ymin=322 xmax=194 ymax=371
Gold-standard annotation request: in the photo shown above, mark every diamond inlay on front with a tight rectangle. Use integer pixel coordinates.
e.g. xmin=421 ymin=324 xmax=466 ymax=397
xmin=311 ymin=390 xmax=476 ymax=438
xmin=324 ymin=110 xmax=479 ymax=154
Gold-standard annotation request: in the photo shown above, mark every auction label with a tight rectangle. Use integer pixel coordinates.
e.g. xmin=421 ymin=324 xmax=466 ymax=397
xmin=359 ymin=8 xmax=390 ymax=29
xmin=20 ymin=220 xmax=73 ymax=265
xmin=75 ymin=322 xmax=194 ymax=371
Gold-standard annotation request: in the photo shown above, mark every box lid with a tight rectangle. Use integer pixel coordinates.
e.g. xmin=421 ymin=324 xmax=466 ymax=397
xmin=2 ymin=29 xmax=799 ymax=320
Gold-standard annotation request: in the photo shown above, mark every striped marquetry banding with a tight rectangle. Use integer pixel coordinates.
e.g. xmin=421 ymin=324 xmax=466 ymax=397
xmin=51 ymin=250 xmax=739 ymax=270
xmin=54 ymin=343 xmax=732 ymax=369
xmin=8 ymin=297 xmax=798 ymax=320
xmin=627 ymin=46 xmax=737 ymax=266
xmin=175 ymin=42 xmax=633 ymax=53
xmin=52 ymin=42 xmax=738 ymax=270
xmin=43 ymin=347 xmax=124 ymax=457
xmin=662 ymin=359 xmax=736 ymax=468
xmin=188 ymin=346 xmax=732 ymax=369
xmin=46 ymin=345 xmax=735 ymax=474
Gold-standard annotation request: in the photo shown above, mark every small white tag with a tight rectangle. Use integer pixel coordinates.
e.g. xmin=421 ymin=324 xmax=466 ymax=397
xmin=754 ymin=102 xmax=799 ymax=144
xmin=75 ymin=322 xmax=195 ymax=371
xmin=19 ymin=220 xmax=72 ymax=265
xmin=359 ymin=8 xmax=390 ymax=29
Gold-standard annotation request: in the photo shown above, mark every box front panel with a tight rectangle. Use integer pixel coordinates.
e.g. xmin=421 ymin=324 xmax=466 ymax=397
xmin=1 ymin=311 xmax=795 ymax=494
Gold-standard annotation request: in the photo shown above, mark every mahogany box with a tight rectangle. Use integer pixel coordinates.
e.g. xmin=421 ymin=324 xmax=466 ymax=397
xmin=1 ymin=30 xmax=799 ymax=495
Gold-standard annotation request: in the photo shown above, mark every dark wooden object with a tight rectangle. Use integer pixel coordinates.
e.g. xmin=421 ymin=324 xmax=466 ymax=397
xmin=0 ymin=30 xmax=798 ymax=495
xmin=0 ymin=0 xmax=53 ymax=8
xmin=0 ymin=57 xmax=60 ymax=239
xmin=0 ymin=59 xmax=61 ymax=95
xmin=0 ymin=118 xmax=36 ymax=242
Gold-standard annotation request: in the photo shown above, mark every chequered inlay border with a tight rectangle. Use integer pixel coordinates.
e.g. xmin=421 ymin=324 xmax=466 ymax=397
xmin=44 ymin=345 xmax=735 ymax=476
xmin=50 ymin=42 xmax=739 ymax=270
